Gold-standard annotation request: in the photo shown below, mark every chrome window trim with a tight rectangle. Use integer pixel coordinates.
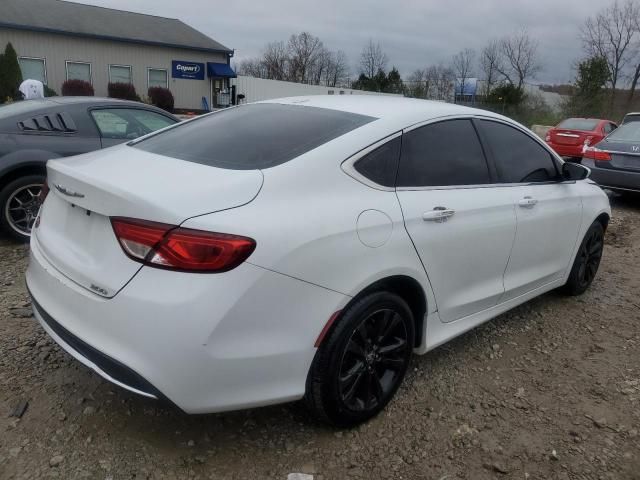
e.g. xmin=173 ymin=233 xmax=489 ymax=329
xmin=343 ymin=114 xmax=570 ymax=192
xmin=340 ymin=132 xmax=402 ymax=192
xmin=65 ymin=60 xmax=92 ymax=84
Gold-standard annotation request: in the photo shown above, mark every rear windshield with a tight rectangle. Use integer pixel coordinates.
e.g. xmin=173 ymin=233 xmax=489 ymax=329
xmin=557 ymin=118 xmax=600 ymax=131
xmin=605 ymin=122 xmax=640 ymax=142
xmin=133 ymin=103 xmax=376 ymax=169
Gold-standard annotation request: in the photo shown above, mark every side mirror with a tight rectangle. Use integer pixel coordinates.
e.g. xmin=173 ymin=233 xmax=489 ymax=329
xmin=562 ymin=161 xmax=590 ymax=181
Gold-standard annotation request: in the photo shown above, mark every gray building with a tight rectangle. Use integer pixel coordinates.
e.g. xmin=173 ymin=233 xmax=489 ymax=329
xmin=0 ymin=0 xmax=236 ymax=110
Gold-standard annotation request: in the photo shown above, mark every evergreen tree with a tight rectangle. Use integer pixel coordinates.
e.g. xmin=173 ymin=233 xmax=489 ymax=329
xmin=0 ymin=43 xmax=23 ymax=102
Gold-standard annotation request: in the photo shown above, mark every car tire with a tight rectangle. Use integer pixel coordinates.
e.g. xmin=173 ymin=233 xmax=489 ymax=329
xmin=562 ymin=221 xmax=605 ymax=296
xmin=305 ymin=291 xmax=414 ymax=427
xmin=0 ymin=175 xmax=45 ymax=243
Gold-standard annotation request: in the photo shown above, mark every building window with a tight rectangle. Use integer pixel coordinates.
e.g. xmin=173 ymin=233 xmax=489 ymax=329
xmin=18 ymin=57 xmax=47 ymax=84
xmin=66 ymin=61 xmax=92 ymax=83
xmin=109 ymin=64 xmax=132 ymax=84
xmin=148 ymin=68 xmax=168 ymax=89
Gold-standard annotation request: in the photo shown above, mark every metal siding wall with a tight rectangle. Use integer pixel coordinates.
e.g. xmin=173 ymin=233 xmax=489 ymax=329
xmin=0 ymin=28 xmax=227 ymax=109
xmin=230 ymin=76 xmax=401 ymax=103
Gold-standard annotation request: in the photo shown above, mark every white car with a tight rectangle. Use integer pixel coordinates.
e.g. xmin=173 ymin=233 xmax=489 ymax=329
xmin=26 ymin=96 xmax=610 ymax=427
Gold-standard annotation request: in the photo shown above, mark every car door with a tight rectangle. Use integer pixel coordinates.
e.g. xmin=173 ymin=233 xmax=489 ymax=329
xmin=90 ymin=108 xmax=177 ymax=148
xmin=395 ymin=118 xmax=517 ymax=323
xmin=476 ymin=119 xmax=583 ymax=301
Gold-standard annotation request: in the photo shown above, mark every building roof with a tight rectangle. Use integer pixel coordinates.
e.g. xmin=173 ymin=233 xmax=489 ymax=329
xmin=0 ymin=0 xmax=232 ymax=54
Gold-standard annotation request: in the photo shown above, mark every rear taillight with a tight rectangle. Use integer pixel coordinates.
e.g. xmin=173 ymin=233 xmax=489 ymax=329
xmin=111 ymin=217 xmax=256 ymax=273
xmin=582 ymin=145 xmax=612 ymax=161
xmin=38 ymin=180 xmax=50 ymax=205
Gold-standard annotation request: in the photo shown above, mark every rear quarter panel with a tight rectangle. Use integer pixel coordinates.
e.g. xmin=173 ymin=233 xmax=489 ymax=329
xmin=181 ymin=126 xmax=438 ymax=338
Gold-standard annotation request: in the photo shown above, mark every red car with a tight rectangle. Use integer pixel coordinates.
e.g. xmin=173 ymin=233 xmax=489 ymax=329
xmin=545 ymin=118 xmax=617 ymax=161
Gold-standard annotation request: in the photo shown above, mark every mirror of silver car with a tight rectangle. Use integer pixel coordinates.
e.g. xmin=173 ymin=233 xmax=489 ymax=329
xmin=562 ymin=161 xmax=590 ymax=181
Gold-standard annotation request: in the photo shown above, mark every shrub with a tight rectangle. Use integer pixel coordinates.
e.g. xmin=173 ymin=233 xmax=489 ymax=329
xmin=61 ymin=79 xmax=94 ymax=96
xmin=148 ymin=87 xmax=174 ymax=112
xmin=0 ymin=43 xmax=23 ymax=101
xmin=44 ymin=85 xmax=58 ymax=97
xmin=108 ymin=82 xmax=139 ymax=101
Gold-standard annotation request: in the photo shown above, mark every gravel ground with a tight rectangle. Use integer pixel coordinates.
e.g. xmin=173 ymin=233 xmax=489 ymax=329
xmin=0 ymin=194 xmax=639 ymax=480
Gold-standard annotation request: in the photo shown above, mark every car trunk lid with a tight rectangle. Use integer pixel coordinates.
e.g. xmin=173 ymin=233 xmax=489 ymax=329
xmin=595 ymin=140 xmax=640 ymax=171
xmin=34 ymin=145 xmax=263 ymax=298
xmin=550 ymin=129 xmax=591 ymax=146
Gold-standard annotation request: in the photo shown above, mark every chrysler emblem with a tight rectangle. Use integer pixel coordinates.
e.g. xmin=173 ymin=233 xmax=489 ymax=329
xmin=55 ymin=184 xmax=85 ymax=198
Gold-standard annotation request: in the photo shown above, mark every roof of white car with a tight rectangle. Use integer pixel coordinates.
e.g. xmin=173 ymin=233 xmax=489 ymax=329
xmin=260 ymin=95 xmax=505 ymax=126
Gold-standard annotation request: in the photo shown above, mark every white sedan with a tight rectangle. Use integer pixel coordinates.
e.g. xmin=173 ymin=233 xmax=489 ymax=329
xmin=27 ymin=96 xmax=610 ymax=427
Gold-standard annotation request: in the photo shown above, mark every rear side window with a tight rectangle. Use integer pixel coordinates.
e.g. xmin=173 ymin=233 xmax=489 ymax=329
xmin=353 ymin=137 xmax=401 ymax=187
xmin=397 ymin=119 xmax=491 ymax=187
xmin=479 ymin=120 xmax=559 ymax=183
xmin=91 ymin=108 xmax=175 ymax=139
xmin=557 ymin=118 xmax=600 ymax=131
xmin=133 ymin=104 xmax=376 ymax=170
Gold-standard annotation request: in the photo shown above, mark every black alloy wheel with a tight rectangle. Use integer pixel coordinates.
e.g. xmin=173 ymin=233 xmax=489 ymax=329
xmin=338 ymin=308 xmax=410 ymax=412
xmin=563 ymin=221 xmax=605 ymax=296
xmin=305 ymin=292 xmax=414 ymax=427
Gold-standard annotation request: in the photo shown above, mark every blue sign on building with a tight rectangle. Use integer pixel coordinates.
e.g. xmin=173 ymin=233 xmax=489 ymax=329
xmin=172 ymin=60 xmax=205 ymax=80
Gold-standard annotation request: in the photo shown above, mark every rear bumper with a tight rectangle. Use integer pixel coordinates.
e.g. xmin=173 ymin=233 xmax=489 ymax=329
xmin=547 ymin=142 xmax=583 ymax=158
xmin=583 ymin=159 xmax=640 ymax=192
xmin=31 ymin=294 xmax=168 ymax=402
xmin=27 ymin=232 xmax=348 ymax=413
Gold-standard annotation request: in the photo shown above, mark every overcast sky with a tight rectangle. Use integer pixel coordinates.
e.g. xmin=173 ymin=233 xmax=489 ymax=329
xmin=69 ymin=0 xmax=604 ymax=85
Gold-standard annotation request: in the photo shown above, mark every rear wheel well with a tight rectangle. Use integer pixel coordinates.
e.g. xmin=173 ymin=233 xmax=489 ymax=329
xmin=358 ymin=276 xmax=427 ymax=348
xmin=0 ymin=165 xmax=46 ymax=191
xmin=595 ymin=212 xmax=610 ymax=231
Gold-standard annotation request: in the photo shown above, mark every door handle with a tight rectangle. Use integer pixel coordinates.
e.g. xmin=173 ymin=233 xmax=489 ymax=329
xmin=518 ymin=196 xmax=538 ymax=208
xmin=423 ymin=207 xmax=455 ymax=222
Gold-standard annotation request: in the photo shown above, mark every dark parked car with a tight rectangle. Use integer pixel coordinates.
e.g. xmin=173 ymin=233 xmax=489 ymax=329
xmin=582 ymin=121 xmax=640 ymax=194
xmin=0 ymin=97 xmax=178 ymax=241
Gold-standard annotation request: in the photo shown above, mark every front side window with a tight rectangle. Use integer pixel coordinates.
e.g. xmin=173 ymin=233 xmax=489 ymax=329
xmin=397 ymin=119 xmax=491 ymax=187
xmin=109 ymin=65 xmax=132 ymax=84
xmin=18 ymin=57 xmax=46 ymax=84
xmin=133 ymin=104 xmax=376 ymax=169
xmin=479 ymin=120 xmax=559 ymax=183
xmin=148 ymin=68 xmax=168 ymax=88
xmin=66 ymin=61 xmax=91 ymax=83
xmin=353 ymin=137 xmax=401 ymax=187
xmin=91 ymin=108 xmax=175 ymax=139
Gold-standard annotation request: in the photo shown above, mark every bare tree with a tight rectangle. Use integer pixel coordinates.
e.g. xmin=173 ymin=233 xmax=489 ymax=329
xmin=428 ymin=64 xmax=455 ymax=101
xmin=359 ymin=40 xmax=388 ymax=78
xmin=626 ymin=4 xmax=640 ymax=103
xmin=323 ymin=50 xmax=350 ymax=87
xmin=405 ymin=69 xmax=427 ymax=98
xmin=480 ymin=40 xmax=502 ymax=96
xmin=582 ymin=0 xmax=638 ymax=93
xmin=262 ymin=41 xmax=288 ymax=81
xmin=452 ymin=48 xmax=476 ymax=100
xmin=287 ymin=32 xmax=324 ymax=83
xmin=236 ymin=57 xmax=267 ymax=78
xmin=496 ymin=29 xmax=541 ymax=90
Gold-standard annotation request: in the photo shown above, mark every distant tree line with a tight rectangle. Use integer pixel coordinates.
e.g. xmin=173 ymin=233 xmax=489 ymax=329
xmin=237 ymin=32 xmax=350 ymax=87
